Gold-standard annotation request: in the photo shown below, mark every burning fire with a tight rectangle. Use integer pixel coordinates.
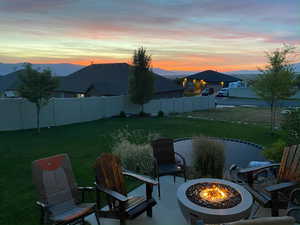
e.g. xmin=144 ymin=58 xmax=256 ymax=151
xmin=200 ymin=184 xmax=230 ymax=203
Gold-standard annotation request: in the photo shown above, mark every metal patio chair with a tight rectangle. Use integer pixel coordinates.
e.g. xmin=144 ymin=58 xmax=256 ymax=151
xmin=32 ymin=154 xmax=100 ymax=225
xmin=151 ymin=138 xmax=187 ymax=198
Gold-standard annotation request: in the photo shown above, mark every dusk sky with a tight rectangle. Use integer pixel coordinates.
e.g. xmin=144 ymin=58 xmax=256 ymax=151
xmin=0 ymin=0 xmax=299 ymax=71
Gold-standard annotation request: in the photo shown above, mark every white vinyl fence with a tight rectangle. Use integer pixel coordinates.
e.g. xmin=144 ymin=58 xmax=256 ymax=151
xmin=0 ymin=95 xmax=215 ymax=131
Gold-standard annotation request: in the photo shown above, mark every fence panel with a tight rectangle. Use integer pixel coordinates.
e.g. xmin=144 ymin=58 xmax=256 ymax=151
xmin=0 ymin=99 xmax=22 ymax=130
xmin=21 ymin=100 xmax=54 ymax=129
xmin=0 ymin=95 xmax=215 ymax=131
xmin=160 ymin=98 xmax=174 ymax=114
xmin=144 ymin=99 xmax=161 ymax=115
xmin=54 ymin=98 xmax=81 ymax=126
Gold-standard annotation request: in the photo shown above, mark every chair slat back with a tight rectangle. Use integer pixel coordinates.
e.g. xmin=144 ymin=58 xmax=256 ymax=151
xmin=278 ymin=144 xmax=300 ymax=182
xmin=95 ymin=153 xmax=127 ymax=196
xmin=32 ymin=154 xmax=78 ymax=206
xmin=151 ymin=138 xmax=175 ymax=165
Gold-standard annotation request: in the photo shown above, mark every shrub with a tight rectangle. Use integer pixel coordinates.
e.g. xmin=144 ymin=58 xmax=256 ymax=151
xmin=192 ymin=136 xmax=225 ymax=178
xmin=157 ymin=110 xmax=164 ymax=117
xmin=139 ymin=111 xmax=150 ymax=117
xmin=281 ymin=109 xmax=300 ymax=145
xmin=111 ymin=127 xmax=159 ymax=145
xmin=119 ymin=111 xmax=126 ymax=118
xmin=263 ymin=139 xmax=286 ymax=162
xmin=111 ymin=128 xmax=160 ymax=175
xmin=113 ymin=140 xmax=154 ymax=175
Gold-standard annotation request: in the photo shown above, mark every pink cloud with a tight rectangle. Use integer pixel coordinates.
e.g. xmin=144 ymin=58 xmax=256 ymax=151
xmin=0 ymin=0 xmax=77 ymax=12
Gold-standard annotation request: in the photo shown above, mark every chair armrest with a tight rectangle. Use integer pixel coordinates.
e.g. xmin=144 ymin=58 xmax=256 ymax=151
xmin=95 ymin=183 xmax=128 ymax=202
xmin=175 ymin=152 xmax=186 ymax=167
xmin=123 ymin=170 xmax=158 ymax=185
xmin=239 ymin=163 xmax=280 ymax=175
xmin=36 ymin=201 xmax=47 ymax=208
xmin=78 ymin=186 xmax=96 ymax=192
xmin=238 ymin=163 xmax=280 ymax=186
xmin=265 ymin=181 xmax=297 ymax=193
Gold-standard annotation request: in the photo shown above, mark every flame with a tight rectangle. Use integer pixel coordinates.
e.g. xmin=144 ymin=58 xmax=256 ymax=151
xmin=200 ymin=184 xmax=229 ymax=203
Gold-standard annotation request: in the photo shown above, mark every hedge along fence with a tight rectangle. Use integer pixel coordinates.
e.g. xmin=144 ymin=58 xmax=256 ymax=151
xmin=0 ymin=95 xmax=215 ymax=131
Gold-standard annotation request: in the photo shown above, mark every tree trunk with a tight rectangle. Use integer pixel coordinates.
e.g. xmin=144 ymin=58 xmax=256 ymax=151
xmin=36 ymin=105 xmax=40 ymax=133
xmin=273 ymin=102 xmax=277 ymax=130
xmin=270 ymin=100 xmax=276 ymax=134
xmin=270 ymin=101 xmax=274 ymax=133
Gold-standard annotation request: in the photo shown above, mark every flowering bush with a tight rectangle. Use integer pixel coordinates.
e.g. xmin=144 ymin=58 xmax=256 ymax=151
xmin=111 ymin=128 xmax=160 ymax=175
xmin=192 ymin=136 xmax=225 ymax=178
xmin=281 ymin=109 xmax=300 ymax=145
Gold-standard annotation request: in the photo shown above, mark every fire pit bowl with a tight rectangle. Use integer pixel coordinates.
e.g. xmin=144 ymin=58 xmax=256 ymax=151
xmin=177 ymin=178 xmax=253 ymax=224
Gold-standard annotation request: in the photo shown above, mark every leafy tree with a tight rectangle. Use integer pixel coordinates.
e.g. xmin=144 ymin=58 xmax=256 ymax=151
xmin=17 ymin=64 xmax=59 ymax=133
xmin=129 ymin=47 xmax=154 ymax=114
xmin=252 ymin=46 xmax=298 ymax=132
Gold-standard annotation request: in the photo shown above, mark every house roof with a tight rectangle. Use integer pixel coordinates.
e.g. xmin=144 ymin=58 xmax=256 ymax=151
xmin=0 ymin=70 xmax=24 ymax=92
xmin=186 ymin=70 xmax=241 ymax=83
xmin=0 ymin=70 xmax=65 ymax=92
xmin=58 ymin=63 xmax=183 ymax=95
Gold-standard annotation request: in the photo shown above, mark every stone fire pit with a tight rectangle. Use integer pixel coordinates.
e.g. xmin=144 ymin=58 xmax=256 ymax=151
xmin=177 ymin=178 xmax=253 ymax=224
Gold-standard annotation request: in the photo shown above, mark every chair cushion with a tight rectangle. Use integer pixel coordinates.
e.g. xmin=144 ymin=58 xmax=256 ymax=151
xmin=158 ymin=164 xmax=182 ymax=176
xmin=50 ymin=203 xmax=95 ymax=222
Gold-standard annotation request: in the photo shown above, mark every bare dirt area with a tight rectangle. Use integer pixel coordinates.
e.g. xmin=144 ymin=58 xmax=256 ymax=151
xmin=180 ymin=106 xmax=285 ymax=127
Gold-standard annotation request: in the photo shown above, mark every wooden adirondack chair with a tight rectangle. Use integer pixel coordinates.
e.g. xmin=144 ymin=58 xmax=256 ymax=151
xmin=229 ymin=144 xmax=300 ymax=216
xmin=94 ymin=153 xmax=158 ymax=225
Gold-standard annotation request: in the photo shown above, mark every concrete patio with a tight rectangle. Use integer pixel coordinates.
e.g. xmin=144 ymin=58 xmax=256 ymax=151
xmin=86 ymin=176 xmax=286 ymax=225
xmin=86 ymin=139 xmax=287 ymax=225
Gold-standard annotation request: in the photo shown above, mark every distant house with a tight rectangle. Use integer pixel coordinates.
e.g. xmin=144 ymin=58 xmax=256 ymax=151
xmin=56 ymin=63 xmax=184 ymax=99
xmin=183 ymin=70 xmax=241 ymax=93
xmin=0 ymin=69 xmax=65 ymax=98
xmin=0 ymin=70 xmax=24 ymax=97
xmin=0 ymin=63 xmax=183 ymax=99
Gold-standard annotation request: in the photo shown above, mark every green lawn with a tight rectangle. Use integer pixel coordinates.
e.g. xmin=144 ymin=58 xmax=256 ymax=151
xmin=0 ymin=117 xmax=278 ymax=225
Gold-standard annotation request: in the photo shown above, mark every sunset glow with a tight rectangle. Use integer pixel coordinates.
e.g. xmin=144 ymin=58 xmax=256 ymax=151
xmin=0 ymin=0 xmax=299 ymax=72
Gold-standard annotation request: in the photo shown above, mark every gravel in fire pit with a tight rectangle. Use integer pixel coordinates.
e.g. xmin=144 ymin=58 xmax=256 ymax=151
xmin=186 ymin=182 xmax=242 ymax=209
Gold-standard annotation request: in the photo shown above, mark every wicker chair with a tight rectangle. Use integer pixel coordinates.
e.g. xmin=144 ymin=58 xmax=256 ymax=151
xmin=151 ymin=138 xmax=187 ymax=198
xmin=95 ymin=153 xmax=157 ymax=225
xmin=229 ymin=144 xmax=300 ymax=217
xmin=32 ymin=154 xmax=100 ymax=225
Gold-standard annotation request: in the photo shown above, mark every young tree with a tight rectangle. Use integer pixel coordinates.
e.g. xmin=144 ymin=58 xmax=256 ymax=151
xmin=17 ymin=64 xmax=59 ymax=133
xmin=252 ymin=46 xmax=298 ymax=132
xmin=129 ymin=47 xmax=154 ymax=114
